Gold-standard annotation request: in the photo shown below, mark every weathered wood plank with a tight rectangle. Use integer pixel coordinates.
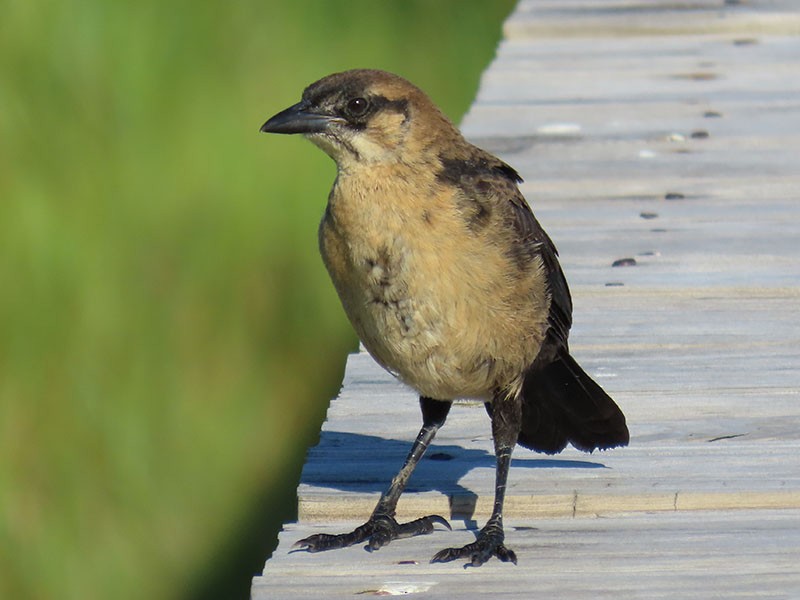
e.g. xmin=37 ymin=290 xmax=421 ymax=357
xmin=255 ymin=510 xmax=800 ymax=599
xmin=504 ymin=0 xmax=800 ymax=38
xmin=294 ymin=349 xmax=800 ymax=522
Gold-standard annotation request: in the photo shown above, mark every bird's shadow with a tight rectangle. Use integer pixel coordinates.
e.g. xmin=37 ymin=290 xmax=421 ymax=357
xmin=300 ymin=430 xmax=608 ymax=526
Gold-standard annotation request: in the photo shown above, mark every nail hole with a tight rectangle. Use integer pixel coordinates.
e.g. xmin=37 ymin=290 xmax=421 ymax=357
xmin=612 ymin=258 xmax=637 ymax=267
xmin=672 ymin=72 xmax=718 ymax=81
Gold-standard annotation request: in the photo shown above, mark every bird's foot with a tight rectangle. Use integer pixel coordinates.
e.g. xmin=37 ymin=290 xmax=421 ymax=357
xmin=293 ymin=513 xmax=451 ymax=553
xmin=430 ymin=519 xmax=516 ymax=567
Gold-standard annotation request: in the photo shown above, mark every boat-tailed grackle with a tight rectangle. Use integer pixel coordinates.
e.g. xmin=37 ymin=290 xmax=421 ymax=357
xmin=260 ymin=69 xmax=629 ymax=566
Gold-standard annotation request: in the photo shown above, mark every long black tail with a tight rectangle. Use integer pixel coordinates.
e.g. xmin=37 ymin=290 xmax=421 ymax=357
xmin=517 ymin=351 xmax=629 ymax=454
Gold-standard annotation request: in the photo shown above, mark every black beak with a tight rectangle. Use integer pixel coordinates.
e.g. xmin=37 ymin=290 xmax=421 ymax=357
xmin=260 ymin=101 xmax=332 ymax=135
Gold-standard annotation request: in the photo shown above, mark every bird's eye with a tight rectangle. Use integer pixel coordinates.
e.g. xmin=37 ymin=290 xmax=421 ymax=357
xmin=346 ymin=97 xmax=369 ymax=117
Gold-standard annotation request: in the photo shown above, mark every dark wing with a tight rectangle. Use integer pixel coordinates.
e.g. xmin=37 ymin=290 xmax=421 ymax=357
xmin=503 ymin=169 xmax=628 ymax=454
xmin=437 ymin=148 xmax=627 ymax=454
xmin=509 ymin=189 xmax=629 ymax=454
xmin=506 ymin=187 xmax=573 ymax=359
xmin=437 ymin=149 xmax=573 ymax=357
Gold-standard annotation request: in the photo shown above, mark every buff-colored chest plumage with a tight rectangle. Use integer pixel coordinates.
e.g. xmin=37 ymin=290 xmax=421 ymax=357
xmin=319 ymin=167 xmax=550 ymax=401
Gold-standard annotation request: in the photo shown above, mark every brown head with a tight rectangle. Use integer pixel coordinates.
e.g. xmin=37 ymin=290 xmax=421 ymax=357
xmin=260 ymin=69 xmax=461 ymax=171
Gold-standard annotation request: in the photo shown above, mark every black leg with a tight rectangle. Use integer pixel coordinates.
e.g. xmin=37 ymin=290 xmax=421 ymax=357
xmin=293 ymin=397 xmax=452 ymax=553
xmin=431 ymin=393 xmax=520 ymax=566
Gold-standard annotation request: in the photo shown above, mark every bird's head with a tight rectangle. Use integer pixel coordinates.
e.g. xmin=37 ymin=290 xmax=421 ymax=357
xmin=260 ymin=69 xmax=458 ymax=170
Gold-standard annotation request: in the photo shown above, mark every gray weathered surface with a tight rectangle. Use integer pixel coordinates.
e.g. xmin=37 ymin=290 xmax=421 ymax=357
xmin=254 ymin=510 xmax=800 ymax=598
xmin=253 ymin=1 xmax=800 ymax=597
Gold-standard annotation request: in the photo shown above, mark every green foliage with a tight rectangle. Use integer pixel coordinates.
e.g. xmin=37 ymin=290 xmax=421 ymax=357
xmin=0 ymin=1 xmax=514 ymax=598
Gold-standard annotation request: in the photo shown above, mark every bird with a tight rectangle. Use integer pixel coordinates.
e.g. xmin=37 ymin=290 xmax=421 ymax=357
xmin=260 ymin=69 xmax=629 ymax=567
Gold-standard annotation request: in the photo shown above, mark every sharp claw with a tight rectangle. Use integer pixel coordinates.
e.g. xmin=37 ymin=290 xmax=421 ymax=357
xmin=291 ymin=534 xmax=325 ymax=553
xmin=291 ymin=536 xmax=313 ymax=551
xmin=496 ymin=544 xmax=517 ymax=564
xmin=428 ymin=515 xmax=452 ymax=530
xmin=394 ymin=514 xmax=451 ymax=539
xmin=291 ymin=540 xmax=308 ymax=551
xmin=291 ymin=531 xmax=358 ymax=553
xmin=430 ymin=548 xmax=458 ymax=564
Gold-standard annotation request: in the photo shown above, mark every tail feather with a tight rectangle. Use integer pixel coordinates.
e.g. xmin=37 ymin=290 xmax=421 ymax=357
xmin=517 ymin=351 xmax=629 ymax=454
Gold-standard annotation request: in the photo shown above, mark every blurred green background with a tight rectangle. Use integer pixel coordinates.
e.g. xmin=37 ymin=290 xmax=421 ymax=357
xmin=0 ymin=1 xmax=514 ymax=598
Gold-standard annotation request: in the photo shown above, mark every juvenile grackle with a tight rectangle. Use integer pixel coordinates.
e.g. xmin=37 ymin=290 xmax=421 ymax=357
xmin=260 ymin=69 xmax=629 ymax=566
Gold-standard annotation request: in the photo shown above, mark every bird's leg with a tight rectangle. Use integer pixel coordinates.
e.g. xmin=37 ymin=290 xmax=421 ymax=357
xmin=293 ymin=397 xmax=452 ymax=553
xmin=431 ymin=393 xmax=520 ymax=566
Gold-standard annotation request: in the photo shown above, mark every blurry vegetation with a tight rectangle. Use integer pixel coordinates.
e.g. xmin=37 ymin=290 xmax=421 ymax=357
xmin=0 ymin=0 xmax=515 ymax=598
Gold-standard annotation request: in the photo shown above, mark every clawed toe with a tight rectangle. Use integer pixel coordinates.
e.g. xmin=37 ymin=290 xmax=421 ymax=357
xmin=395 ymin=514 xmax=452 ymax=539
xmin=292 ymin=529 xmax=363 ymax=553
xmin=430 ymin=528 xmax=516 ymax=566
xmin=291 ymin=534 xmax=324 ymax=553
xmin=293 ymin=514 xmax=451 ymax=554
xmin=493 ymin=543 xmax=517 ymax=564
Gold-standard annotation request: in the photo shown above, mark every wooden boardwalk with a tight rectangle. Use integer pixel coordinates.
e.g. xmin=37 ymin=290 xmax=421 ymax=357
xmin=252 ymin=1 xmax=800 ymax=597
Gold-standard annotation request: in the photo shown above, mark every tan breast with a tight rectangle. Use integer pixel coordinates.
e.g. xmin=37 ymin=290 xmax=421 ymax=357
xmin=319 ymin=167 xmax=550 ymax=401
